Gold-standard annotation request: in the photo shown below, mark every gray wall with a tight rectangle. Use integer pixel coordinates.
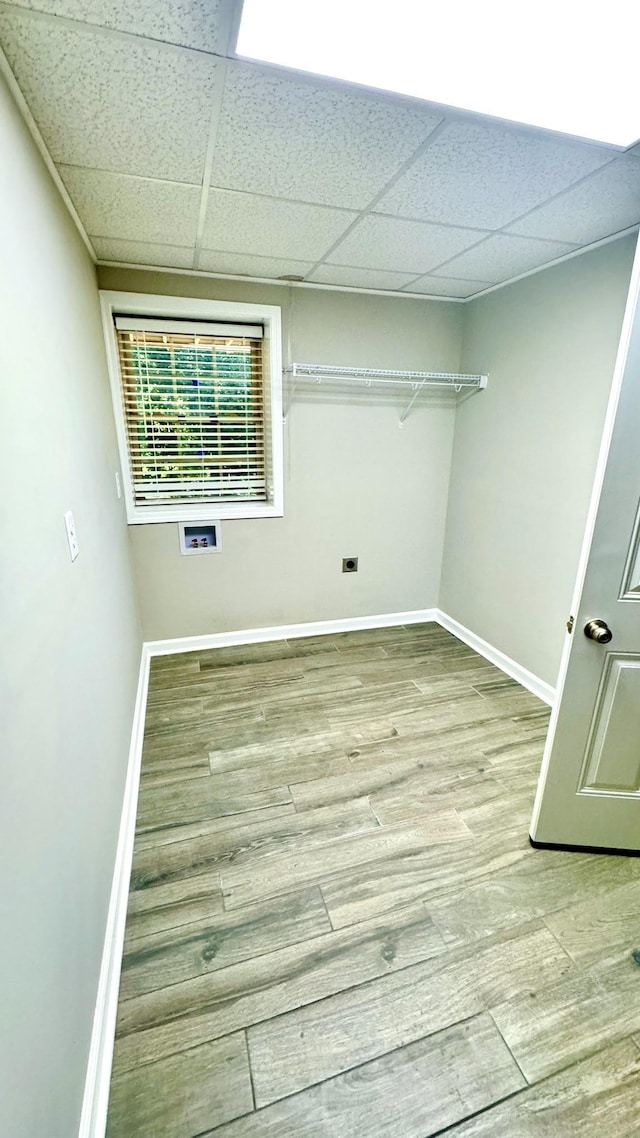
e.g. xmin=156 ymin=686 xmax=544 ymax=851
xmin=97 ymin=267 xmax=463 ymax=640
xmin=98 ymin=242 xmax=635 ymax=679
xmin=441 ymin=236 xmax=636 ymax=686
xmin=0 ymin=76 xmax=141 ymax=1136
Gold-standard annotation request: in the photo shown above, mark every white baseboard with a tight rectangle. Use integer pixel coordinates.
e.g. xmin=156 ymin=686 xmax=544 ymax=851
xmin=146 ymin=608 xmax=439 ymax=657
xmin=435 ymin=609 xmax=556 ymax=706
xmin=146 ymin=608 xmax=555 ymax=705
xmin=78 ymin=645 xmax=150 ymax=1138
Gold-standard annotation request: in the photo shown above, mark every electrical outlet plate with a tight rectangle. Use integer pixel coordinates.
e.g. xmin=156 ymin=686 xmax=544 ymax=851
xmin=342 ymin=556 xmax=358 ymax=573
xmin=64 ymin=510 xmax=79 ymax=562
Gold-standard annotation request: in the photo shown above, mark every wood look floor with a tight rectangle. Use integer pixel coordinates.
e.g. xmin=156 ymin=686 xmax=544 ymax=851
xmin=107 ymin=623 xmax=640 ymax=1137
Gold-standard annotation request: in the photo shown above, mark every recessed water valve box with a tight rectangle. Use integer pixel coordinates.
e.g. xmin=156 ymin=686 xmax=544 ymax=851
xmin=178 ymin=521 xmax=222 ymax=556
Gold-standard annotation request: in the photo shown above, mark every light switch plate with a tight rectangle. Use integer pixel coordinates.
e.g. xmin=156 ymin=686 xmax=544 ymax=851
xmin=64 ymin=510 xmax=79 ymax=562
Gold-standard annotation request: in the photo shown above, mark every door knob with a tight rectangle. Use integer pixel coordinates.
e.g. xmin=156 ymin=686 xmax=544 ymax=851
xmin=583 ymin=618 xmax=613 ymax=644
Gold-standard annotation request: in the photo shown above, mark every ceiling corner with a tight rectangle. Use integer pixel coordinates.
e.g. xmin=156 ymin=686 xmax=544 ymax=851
xmin=0 ymin=40 xmax=96 ymax=261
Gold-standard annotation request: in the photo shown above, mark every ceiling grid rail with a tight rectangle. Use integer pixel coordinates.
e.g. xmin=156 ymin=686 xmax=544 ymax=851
xmin=2 ymin=0 xmax=638 ymax=296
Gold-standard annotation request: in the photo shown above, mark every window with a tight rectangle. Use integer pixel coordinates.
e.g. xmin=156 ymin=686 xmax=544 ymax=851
xmin=115 ymin=319 xmax=265 ymax=508
xmin=100 ymin=292 xmax=283 ymax=523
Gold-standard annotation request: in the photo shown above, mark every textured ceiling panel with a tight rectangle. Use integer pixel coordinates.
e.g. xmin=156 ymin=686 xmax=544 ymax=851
xmin=506 ymin=155 xmax=640 ymax=245
xmin=202 ymin=189 xmax=356 ymax=260
xmin=1 ymin=2 xmax=636 ymax=295
xmin=376 ymin=119 xmax=615 ymax=230
xmin=5 ymin=0 xmax=236 ymax=52
xmin=210 ymin=61 xmax=443 ymax=210
xmin=0 ymin=8 xmax=219 ymax=181
xmin=307 ymin=264 xmax=421 ymax=291
xmin=92 ymin=237 xmax=195 ymax=268
xmin=198 ymin=250 xmax=315 ymax=278
xmin=406 ymin=275 xmax=492 ymax=297
xmin=435 ymin=233 xmax=578 ymax=283
xmin=327 ymin=214 xmax=487 ymax=274
xmin=60 ymin=167 xmax=201 ymax=245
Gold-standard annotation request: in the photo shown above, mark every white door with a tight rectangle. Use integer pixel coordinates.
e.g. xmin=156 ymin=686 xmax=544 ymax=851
xmin=531 ymin=236 xmax=640 ymax=851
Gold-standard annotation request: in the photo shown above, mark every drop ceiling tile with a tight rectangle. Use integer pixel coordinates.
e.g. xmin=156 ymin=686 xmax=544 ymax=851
xmin=0 ymin=8 xmax=219 ymax=180
xmin=405 ymin=275 xmax=491 ymax=298
xmin=7 ymin=0 xmax=235 ymax=52
xmin=307 ymin=264 xmax=420 ymax=291
xmin=92 ymin=237 xmax=194 ymax=268
xmin=433 ymin=233 xmax=578 ymax=284
xmin=376 ymin=119 xmax=614 ymax=230
xmin=210 ymin=61 xmax=443 ymax=209
xmin=505 ymin=156 xmax=640 ymax=245
xmin=202 ymin=190 xmax=356 ymax=261
xmin=60 ymin=167 xmax=201 ymax=245
xmin=198 ymin=250 xmax=315 ymax=279
xmin=327 ymin=214 xmax=488 ymax=275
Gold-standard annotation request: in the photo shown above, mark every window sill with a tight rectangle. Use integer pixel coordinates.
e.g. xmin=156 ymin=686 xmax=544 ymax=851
xmin=125 ymin=501 xmax=284 ymax=524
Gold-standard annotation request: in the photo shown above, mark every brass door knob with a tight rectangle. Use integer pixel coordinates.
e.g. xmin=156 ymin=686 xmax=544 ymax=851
xmin=583 ymin=619 xmax=613 ymax=644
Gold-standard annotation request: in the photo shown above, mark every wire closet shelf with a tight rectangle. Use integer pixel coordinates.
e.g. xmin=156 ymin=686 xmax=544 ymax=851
xmin=284 ymin=363 xmax=488 ymax=423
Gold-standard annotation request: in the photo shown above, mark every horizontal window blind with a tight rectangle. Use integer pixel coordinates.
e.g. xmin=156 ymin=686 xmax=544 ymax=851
xmin=115 ymin=322 xmax=267 ymax=508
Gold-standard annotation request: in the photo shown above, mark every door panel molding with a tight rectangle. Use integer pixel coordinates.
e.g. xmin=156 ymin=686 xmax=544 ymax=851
xmin=620 ymin=498 xmax=640 ymax=599
xmin=579 ymin=653 xmax=640 ymax=795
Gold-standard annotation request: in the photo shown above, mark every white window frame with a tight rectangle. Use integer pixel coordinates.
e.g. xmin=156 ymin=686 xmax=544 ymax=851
xmin=100 ymin=290 xmax=283 ymax=524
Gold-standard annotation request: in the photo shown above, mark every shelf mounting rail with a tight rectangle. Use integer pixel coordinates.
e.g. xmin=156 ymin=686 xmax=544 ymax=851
xmin=284 ymin=363 xmax=488 ymax=423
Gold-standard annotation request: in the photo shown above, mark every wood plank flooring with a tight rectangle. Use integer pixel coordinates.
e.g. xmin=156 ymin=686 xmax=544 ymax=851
xmin=106 ymin=622 xmax=640 ymax=1137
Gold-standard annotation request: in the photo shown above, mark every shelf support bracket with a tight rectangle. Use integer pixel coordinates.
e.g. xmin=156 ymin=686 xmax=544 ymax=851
xmin=399 ymin=379 xmax=429 ymax=426
xmin=282 ymin=372 xmax=296 ymax=422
